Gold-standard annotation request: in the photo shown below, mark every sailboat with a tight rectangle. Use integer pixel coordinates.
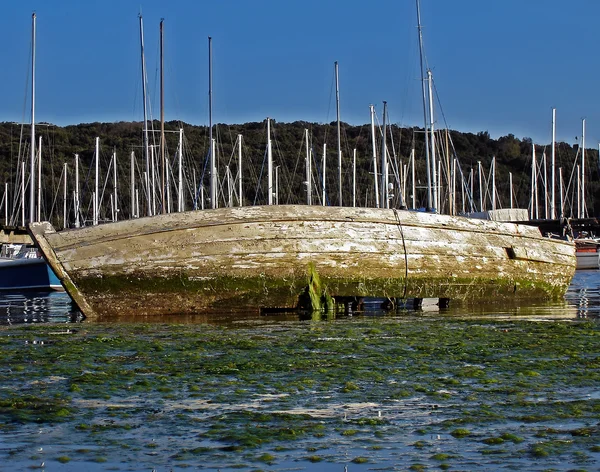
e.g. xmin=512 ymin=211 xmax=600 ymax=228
xmin=0 ymin=13 xmax=62 ymax=292
xmin=27 ymin=3 xmax=576 ymax=319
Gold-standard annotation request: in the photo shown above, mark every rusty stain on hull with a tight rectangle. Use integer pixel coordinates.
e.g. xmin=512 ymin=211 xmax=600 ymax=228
xmin=28 ymin=205 xmax=576 ymax=319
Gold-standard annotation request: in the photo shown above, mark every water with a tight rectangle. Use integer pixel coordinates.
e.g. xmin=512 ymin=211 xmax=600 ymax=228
xmin=0 ymin=272 xmax=598 ymax=471
xmin=0 ymin=291 xmax=82 ymax=325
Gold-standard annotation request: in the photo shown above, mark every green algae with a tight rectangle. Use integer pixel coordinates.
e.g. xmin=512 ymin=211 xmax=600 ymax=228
xmin=451 ymin=428 xmax=471 ymax=438
xmin=0 ymin=395 xmax=73 ymax=423
xmin=0 ymin=318 xmax=598 ymax=470
xmin=74 ymin=265 xmax=570 ymax=318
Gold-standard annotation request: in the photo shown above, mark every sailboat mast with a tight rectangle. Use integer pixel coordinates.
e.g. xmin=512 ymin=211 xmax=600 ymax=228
xmin=94 ymin=137 xmax=99 ymax=225
xmin=113 ymin=150 xmax=118 ymax=221
xmin=305 ymin=129 xmax=311 ymax=205
xmin=166 ymin=156 xmax=172 ymax=212
xmin=267 ymin=118 xmax=273 ymax=205
xmin=130 ymin=151 xmax=135 ymax=218
xmin=380 ymin=101 xmax=388 ymax=208
xmin=542 ymin=152 xmax=548 ymax=219
xmin=477 ymin=161 xmax=483 ymax=212
xmin=416 ymin=0 xmax=432 ymax=210
xmin=580 ymin=118 xmax=586 ymax=219
xmin=491 ymin=156 xmax=496 ymax=211
xmin=209 ymin=36 xmax=216 ymax=209
xmin=37 ymin=135 xmax=42 ymax=222
xmin=21 ymin=162 xmax=25 ymax=227
xmin=275 ymin=166 xmax=279 ymax=205
xmin=411 ymin=147 xmax=416 ymax=209
xmin=225 ymin=165 xmax=232 ymax=207
xmin=550 ymin=108 xmax=556 ymax=219
xmin=532 ymin=143 xmax=539 ymax=219
xmin=335 ymin=61 xmax=342 ymax=206
xmin=509 ymin=172 xmax=513 ymax=209
xmin=4 ymin=183 xmax=7 ymax=226
xmin=75 ymin=153 xmax=80 ymax=227
xmin=30 ymin=12 xmax=36 ymax=223
xmin=238 ymin=134 xmax=243 ymax=207
xmin=427 ymin=69 xmax=437 ymax=211
xmin=63 ymin=162 xmax=67 ymax=228
xmin=559 ymin=167 xmax=564 ymax=218
xmin=178 ymin=129 xmax=183 ymax=212
xmin=139 ymin=14 xmax=151 ymax=217
xmin=369 ymin=105 xmax=379 ymax=208
xmin=352 ymin=148 xmax=357 ymax=208
xmin=211 ymin=138 xmax=217 ymax=208
xmin=451 ymin=157 xmax=456 ymax=214
xmin=322 ymin=143 xmax=327 ymax=206
xmin=160 ymin=19 xmax=166 ymax=214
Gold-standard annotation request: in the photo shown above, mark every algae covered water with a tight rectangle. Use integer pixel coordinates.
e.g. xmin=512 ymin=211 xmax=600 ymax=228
xmin=0 ymin=272 xmax=598 ymax=470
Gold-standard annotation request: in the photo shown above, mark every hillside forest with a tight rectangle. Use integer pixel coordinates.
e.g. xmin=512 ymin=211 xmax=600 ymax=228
xmin=0 ymin=119 xmax=597 ymax=229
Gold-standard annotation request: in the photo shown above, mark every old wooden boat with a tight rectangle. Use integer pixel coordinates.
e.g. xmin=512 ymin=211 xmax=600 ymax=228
xmin=28 ymin=205 xmax=576 ymax=319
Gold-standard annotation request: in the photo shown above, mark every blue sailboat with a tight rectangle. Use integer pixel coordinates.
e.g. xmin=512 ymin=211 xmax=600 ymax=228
xmin=0 ymin=244 xmax=62 ymax=291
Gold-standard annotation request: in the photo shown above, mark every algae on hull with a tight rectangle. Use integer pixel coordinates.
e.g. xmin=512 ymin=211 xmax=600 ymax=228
xmin=72 ymin=265 xmax=572 ymax=319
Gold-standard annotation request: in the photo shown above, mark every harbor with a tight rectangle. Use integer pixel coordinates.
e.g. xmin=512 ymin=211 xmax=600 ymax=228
xmin=0 ymin=271 xmax=598 ymax=470
xmin=1 ymin=1 xmax=599 ymax=471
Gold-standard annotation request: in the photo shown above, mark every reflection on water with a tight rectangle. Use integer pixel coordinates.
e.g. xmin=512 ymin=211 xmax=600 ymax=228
xmin=0 ymin=270 xmax=598 ymax=324
xmin=565 ymin=269 xmax=600 ymax=318
xmin=0 ymin=291 xmax=83 ymax=325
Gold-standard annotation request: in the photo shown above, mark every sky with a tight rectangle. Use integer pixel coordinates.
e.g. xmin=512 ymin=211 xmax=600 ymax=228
xmin=0 ymin=0 xmax=598 ymax=146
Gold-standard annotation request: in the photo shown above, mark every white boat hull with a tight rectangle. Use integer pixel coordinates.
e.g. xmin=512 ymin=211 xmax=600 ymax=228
xmin=576 ymin=251 xmax=600 ymax=270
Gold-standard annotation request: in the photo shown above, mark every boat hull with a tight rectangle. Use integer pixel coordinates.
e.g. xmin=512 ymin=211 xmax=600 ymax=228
xmin=29 ymin=205 xmax=576 ymax=319
xmin=0 ymin=257 xmax=63 ymax=291
xmin=575 ymin=239 xmax=600 ymax=270
xmin=576 ymin=251 xmax=600 ymax=270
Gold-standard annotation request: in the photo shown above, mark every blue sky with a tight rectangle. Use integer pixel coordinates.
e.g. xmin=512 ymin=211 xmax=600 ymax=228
xmin=0 ymin=0 xmax=598 ymax=146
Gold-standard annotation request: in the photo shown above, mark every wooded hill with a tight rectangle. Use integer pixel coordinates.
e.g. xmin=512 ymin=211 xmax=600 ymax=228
xmin=0 ymin=120 xmax=597 ymax=229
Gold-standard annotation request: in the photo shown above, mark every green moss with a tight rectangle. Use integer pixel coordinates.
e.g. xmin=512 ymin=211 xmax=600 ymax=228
xmin=500 ymin=432 xmax=524 ymax=443
xmin=409 ymin=465 xmax=426 ymax=471
xmin=483 ymin=437 xmax=505 ymax=445
xmin=257 ymin=453 xmax=275 ymax=463
xmin=342 ymin=381 xmax=359 ymax=392
xmin=0 ymin=395 xmax=73 ymax=423
xmin=451 ymin=428 xmax=471 ymax=438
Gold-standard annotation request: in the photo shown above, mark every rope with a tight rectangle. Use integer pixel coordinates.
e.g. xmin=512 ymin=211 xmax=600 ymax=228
xmin=392 ymin=208 xmax=409 ymax=299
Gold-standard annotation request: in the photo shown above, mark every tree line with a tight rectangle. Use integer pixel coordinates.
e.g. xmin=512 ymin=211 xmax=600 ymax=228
xmin=0 ymin=120 xmax=597 ymax=228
